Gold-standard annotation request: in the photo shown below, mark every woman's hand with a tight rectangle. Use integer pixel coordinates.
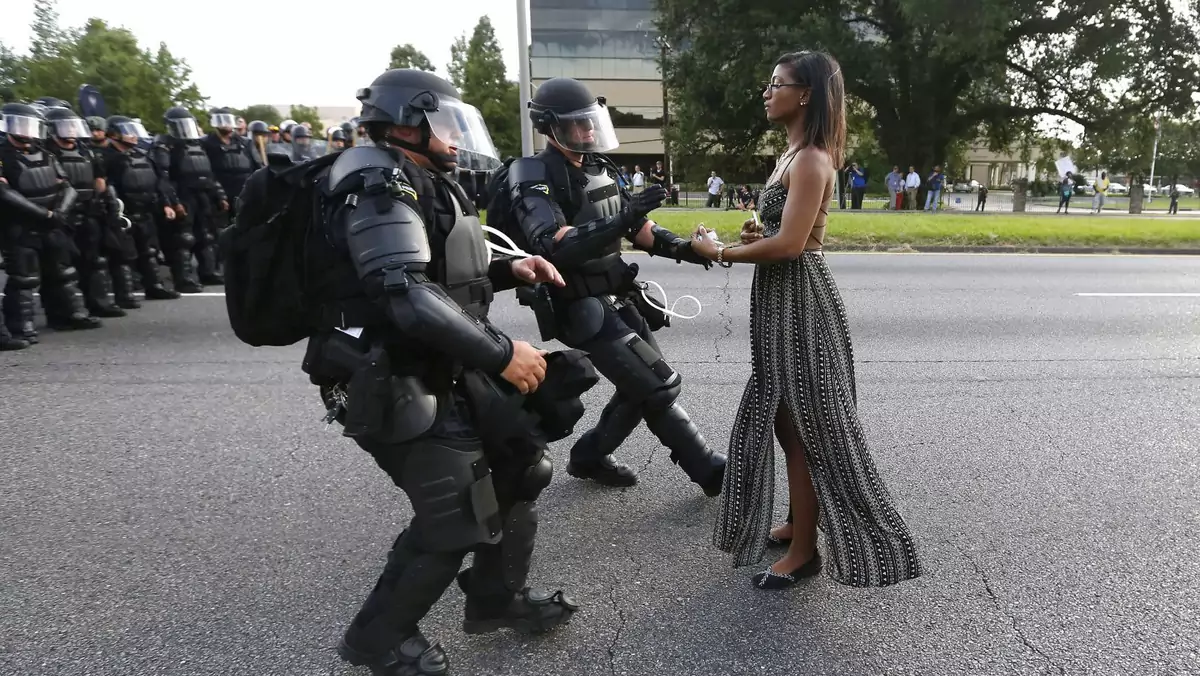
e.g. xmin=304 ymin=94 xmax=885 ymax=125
xmin=740 ymin=217 xmax=763 ymax=244
xmin=690 ymin=225 xmax=721 ymax=260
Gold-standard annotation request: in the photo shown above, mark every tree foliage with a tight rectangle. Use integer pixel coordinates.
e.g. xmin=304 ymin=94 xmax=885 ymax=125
xmin=389 ymin=44 xmax=436 ymax=72
xmin=657 ymin=0 xmax=1200 ymax=176
xmin=1079 ymin=116 xmax=1200 ymax=183
xmin=235 ymin=104 xmax=284 ymax=126
xmin=0 ymin=1 xmax=206 ymax=131
xmin=448 ymin=16 xmax=520 ymax=159
xmin=288 ymin=104 xmax=324 ymax=130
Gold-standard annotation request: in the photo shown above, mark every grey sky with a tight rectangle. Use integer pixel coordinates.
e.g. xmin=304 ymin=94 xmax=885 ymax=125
xmin=1 ymin=0 xmax=522 ymax=108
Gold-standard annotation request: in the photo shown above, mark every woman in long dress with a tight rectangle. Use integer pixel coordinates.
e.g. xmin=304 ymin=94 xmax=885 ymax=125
xmin=689 ymin=51 xmax=922 ymax=590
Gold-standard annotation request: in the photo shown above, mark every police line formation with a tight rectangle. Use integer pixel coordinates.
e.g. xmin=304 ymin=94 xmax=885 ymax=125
xmin=3 ymin=64 xmax=922 ymax=675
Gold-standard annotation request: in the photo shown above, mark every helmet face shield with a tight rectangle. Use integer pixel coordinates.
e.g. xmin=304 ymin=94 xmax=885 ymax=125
xmin=112 ymin=120 xmax=150 ymax=143
xmin=422 ymin=97 xmax=499 ymax=162
xmin=210 ymin=113 xmax=237 ymax=130
xmin=51 ymin=118 xmax=90 ymax=139
xmin=169 ymin=118 xmax=202 ymax=139
xmin=546 ymin=102 xmax=618 ymax=153
xmin=4 ymin=114 xmax=46 ymax=140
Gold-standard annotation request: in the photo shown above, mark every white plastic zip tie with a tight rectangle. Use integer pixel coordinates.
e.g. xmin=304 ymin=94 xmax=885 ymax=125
xmin=481 ymin=224 xmax=703 ymax=320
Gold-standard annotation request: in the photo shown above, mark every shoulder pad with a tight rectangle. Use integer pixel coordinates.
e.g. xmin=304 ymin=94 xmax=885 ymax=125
xmin=508 ymin=156 xmax=550 ymax=186
xmin=328 ymin=145 xmax=400 ymax=193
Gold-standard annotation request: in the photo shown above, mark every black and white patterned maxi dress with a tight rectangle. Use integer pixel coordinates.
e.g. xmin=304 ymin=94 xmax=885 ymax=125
xmin=712 ymin=181 xmax=923 ymax=587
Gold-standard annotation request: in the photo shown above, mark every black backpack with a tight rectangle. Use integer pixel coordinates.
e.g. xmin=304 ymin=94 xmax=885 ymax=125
xmin=219 ymin=152 xmax=340 ymax=347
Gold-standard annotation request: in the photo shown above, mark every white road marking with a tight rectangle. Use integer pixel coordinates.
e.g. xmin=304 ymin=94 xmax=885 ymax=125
xmin=1075 ymin=293 xmax=1200 ymax=297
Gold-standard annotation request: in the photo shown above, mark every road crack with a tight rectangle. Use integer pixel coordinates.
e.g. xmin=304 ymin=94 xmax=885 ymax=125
xmin=714 ymin=267 xmax=733 ymax=363
xmin=605 ymin=574 xmax=627 ymax=676
xmin=952 ymin=541 xmax=1064 ymax=675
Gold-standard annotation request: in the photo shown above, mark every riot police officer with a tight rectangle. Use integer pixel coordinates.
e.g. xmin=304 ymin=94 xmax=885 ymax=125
xmin=246 ymin=120 xmax=271 ymax=168
xmin=1 ymin=102 xmax=102 ymax=340
xmin=44 ymin=106 xmax=128 ymax=316
xmin=199 ymin=107 xmax=256 ymax=212
xmin=154 ymin=106 xmax=229 ymax=290
xmin=500 ymin=77 xmax=725 ymax=493
xmin=328 ymin=127 xmax=347 ymax=151
xmin=1 ymin=114 xmax=37 ymax=350
xmin=86 ymin=116 xmax=108 ymax=150
xmin=289 ymin=123 xmax=318 ymax=161
xmin=103 ymin=116 xmax=181 ymax=301
xmin=273 ymin=69 xmax=582 ymax=674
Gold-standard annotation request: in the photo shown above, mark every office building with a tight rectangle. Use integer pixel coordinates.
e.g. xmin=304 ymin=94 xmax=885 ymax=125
xmin=529 ymin=0 xmax=667 ymax=175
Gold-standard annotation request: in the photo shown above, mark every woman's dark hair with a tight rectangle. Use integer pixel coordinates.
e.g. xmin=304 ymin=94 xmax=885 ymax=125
xmin=774 ymin=50 xmax=846 ymax=168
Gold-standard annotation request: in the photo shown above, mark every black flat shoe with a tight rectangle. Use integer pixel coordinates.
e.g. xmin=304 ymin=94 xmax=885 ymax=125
xmin=751 ymin=551 xmax=822 ymax=590
xmin=765 ymin=532 xmax=792 ymax=548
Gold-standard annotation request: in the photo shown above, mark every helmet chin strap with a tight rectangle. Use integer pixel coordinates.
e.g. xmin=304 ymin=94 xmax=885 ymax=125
xmin=387 ymin=124 xmax=457 ymax=172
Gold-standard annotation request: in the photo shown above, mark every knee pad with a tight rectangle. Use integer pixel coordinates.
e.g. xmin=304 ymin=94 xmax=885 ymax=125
xmin=401 ymin=440 xmax=502 ymax=553
xmin=559 ymin=297 xmax=607 ymax=346
xmin=94 ymin=255 xmax=109 ymax=268
xmin=643 ymin=377 xmax=682 ymax=412
xmin=178 ymin=231 xmax=196 ymax=249
xmin=514 ymin=453 xmax=553 ymax=502
xmin=589 ymin=331 xmax=681 ymax=407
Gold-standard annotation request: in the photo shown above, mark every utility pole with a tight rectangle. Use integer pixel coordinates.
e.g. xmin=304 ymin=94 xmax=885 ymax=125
xmin=655 ymin=36 xmax=671 ymax=184
xmin=517 ymin=0 xmax=534 ymax=156
xmin=1148 ymin=112 xmax=1162 ymax=203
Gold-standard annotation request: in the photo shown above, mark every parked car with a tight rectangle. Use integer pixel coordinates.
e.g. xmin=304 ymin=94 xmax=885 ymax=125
xmin=952 ymin=180 xmax=980 ymax=193
xmin=1107 ymin=182 xmax=1128 ymax=195
xmin=1171 ymin=183 xmax=1195 ymax=196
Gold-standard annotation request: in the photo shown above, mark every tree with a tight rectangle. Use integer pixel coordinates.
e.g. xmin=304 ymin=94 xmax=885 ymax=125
xmin=1 ymin=1 xmax=205 ymax=132
xmin=1079 ymin=116 xmax=1200 ymax=183
xmin=657 ymin=0 xmax=1200 ymax=174
xmin=448 ymin=17 xmax=520 ymax=159
xmin=389 ymin=44 xmax=435 ymax=72
xmin=288 ymin=104 xmax=323 ymax=130
xmin=234 ymin=104 xmax=283 ymax=126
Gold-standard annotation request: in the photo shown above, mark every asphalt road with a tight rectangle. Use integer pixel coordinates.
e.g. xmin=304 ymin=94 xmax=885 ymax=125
xmin=2 ymin=253 xmax=1198 ymax=676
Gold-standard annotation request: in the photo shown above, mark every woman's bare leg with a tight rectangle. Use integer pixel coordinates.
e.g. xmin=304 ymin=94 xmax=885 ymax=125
xmin=771 ymin=404 xmax=819 ymax=573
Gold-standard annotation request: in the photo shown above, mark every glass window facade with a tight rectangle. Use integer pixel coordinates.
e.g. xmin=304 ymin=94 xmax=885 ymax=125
xmin=530 ymin=0 xmax=662 ymax=82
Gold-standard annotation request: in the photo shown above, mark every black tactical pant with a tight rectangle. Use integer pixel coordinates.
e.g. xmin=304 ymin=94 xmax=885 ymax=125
xmin=181 ymin=190 xmax=224 ymax=285
xmin=126 ymin=205 xmax=175 ymax=298
xmin=68 ymin=209 xmax=127 ymax=314
xmin=343 ymin=392 xmax=546 ymax=654
xmin=1 ymin=220 xmax=95 ymax=340
xmin=161 ymin=191 xmax=204 ymax=293
xmin=562 ymin=296 xmax=723 ymax=486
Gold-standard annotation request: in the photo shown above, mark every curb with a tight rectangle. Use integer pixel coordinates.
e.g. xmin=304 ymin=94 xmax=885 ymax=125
xmin=825 ymin=244 xmax=1200 ymax=255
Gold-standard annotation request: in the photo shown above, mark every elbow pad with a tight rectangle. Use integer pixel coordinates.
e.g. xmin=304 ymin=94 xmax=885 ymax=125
xmin=382 ymin=277 xmax=513 ymax=374
xmin=545 ymin=213 xmax=635 ymax=269
xmin=0 ymin=183 xmax=53 ymax=221
xmin=507 ymin=157 xmax=564 ymax=257
xmin=344 ymin=181 xmax=432 ymax=279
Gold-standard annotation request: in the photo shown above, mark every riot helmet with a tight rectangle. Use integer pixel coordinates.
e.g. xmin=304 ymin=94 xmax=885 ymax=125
xmin=291 ymin=123 xmax=312 ymax=153
xmin=355 ymin=68 xmax=499 ymax=171
xmin=106 ymin=115 xmax=151 ymax=147
xmin=528 ymin=78 xmax=619 ymax=154
xmin=44 ymin=107 xmax=89 ymax=145
xmin=164 ymin=106 xmax=202 ymax=140
xmin=3 ymin=102 xmax=47 ymax=145
xmin=35 ymin=96 xmax=72 ymax=110
xmin=210 ymin=107 xmax=238 ymax=132
xmin=248 ymin=120 xmax=270 ymax=136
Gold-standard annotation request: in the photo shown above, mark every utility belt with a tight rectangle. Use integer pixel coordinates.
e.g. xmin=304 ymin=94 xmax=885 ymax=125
xmin=519 ymin=260 xmax=670 ymax=341
xmin=302 ymin=326 xmax=442 ymax=446
xmin=445 ymin=278 xmax=494 ymax=317
xmin=551 ymin=254 xmax=632 ymax=302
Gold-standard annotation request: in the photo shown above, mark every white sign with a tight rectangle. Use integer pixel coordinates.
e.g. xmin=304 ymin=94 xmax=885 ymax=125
xmin=1055 ymin=157 xmax=1078 ymax=177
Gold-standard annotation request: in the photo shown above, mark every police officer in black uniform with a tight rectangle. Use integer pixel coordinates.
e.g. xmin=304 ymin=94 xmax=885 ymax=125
xmin=289 ymin=123 xmax=318 ymax=161
xmin=154 ymin=106 xmax=229 ymax=290
xmin=104 ymin=116 xmax=181 ymax=301
xmin=200 ymin=108 xmax=256 ymax=218
xmin=86 ymin=116 xmax=108 ymax=151
xmin=246 ymin=120 xmax=271 ymax=168
xmin=1 ymin=102 xmax=102 ymax=341
xmin=502 ymin=77 xmax=726 ymax=493
xmin=43 ymin=106 xmax=129 ymax=317
xmin=328 ymin=127 xmax=347 ymax=151
xmin=0 ymin=114 xmax=38 ymax=351
xmin=281 ymin=69 xmax=581 ymax=674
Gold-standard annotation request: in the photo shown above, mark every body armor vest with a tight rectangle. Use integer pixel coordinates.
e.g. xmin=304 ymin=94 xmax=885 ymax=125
xmin=9 ymin=149 xmax=61 ymax=208
xmin=115 ymin=148 xmax=160 ymax=203
xmin=172 ymin=141 xmax=214 ymax=190
xmin=52 ymin=146 xmax=96 ymax=205
xmin=554 ymin=156 xmax=630 ymax=300
xmin=211 ymin=137 xmax=253 ymax=178
xmin=439 ymin=189 xmax=494 ymax=319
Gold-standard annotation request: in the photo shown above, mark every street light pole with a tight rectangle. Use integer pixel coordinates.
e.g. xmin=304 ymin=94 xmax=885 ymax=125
xmin=517 ymin=0 xmax=534 ymax=157
xmin=655 ymin=36 xmax=671 ymax=185
xmin=1148 ymin=112 xmax=1162 ymax=203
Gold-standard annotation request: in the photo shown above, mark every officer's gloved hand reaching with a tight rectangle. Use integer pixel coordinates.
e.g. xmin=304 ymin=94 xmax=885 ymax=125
xmin=628 ymin=184 xmax=667 ymax=220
